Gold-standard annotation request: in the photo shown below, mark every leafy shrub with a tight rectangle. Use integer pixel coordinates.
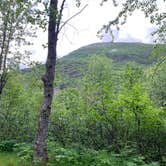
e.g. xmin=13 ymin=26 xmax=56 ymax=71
xmin=47 ymin=142 xmax=158 ymax=166
xmin=0 ymin=140 xmax=16 ymax=152
xmin=12 ymin=141 xmax=160 ymax=166
xmin=14 ymin=143 xmax=33 ymax=164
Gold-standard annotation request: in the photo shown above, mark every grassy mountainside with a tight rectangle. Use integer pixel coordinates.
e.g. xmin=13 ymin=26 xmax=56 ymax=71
xmin=63 ymin=42 xmax=154 ymax=64
xmin=56 ymin=42 xmax=154 ymax=79
xmin=23 ymin=42 xmax=155 ymax=87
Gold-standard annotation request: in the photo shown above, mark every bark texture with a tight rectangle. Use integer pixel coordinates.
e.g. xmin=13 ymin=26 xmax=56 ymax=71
xmin=33 ymin=0 xmax=58 ymax=162
xmin=0 ymin=9 xmax=13 ymax=95
xmin=34 ymin=0 xmax=66 ymax=162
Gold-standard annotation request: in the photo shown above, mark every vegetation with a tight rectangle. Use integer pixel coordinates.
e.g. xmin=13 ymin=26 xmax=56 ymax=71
xmin=64 ymin=42 xmax=154 ymax=64
xmin=0 ymin=0 xmax=166 ymax=165
xmin=0 ymin=152 xmax=19 ymax=166
xmin=0 ymin=48 xmax=166 ymax=165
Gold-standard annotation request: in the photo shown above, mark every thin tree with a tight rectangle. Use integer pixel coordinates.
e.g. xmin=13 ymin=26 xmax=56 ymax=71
xmin=33 ymin=0 xmax=87 ymax=162
xmin=0 ymin=0 xmax=37 ymax=95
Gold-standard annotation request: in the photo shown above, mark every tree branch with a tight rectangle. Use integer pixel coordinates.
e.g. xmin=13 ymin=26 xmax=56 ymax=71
xmin=59 ymin=4 xmax=88 ymax=33
xmin=56 ymin=0 xmax=66 ymax=33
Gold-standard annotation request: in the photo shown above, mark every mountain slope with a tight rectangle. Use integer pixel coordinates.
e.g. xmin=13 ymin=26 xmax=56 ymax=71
xmin=62 ymin=42 xmax=154 ymax=64
xmin=56 ymin=42 xmax=155 ymax=79
xmin=22 ymin=42 xmax=156 ymax=89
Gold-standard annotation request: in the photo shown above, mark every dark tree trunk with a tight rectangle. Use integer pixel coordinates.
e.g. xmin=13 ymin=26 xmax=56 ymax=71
xmin=33 ymin=0 xmax=81 ymax=162
xmin=33 ymin=0 xmax=58 ymax=162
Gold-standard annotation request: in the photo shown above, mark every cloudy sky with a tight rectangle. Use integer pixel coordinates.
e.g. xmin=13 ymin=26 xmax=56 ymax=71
xmin=29 ymin=0 xmax=160 ymax=62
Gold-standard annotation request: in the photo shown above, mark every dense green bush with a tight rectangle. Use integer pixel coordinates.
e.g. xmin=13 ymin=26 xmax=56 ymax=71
xmin=0 ymin=140 xmax=16 ymax=152
xmin=49 ymin=58 xmax=166 ymax=163
xmin=0 ymin=72 xmax=42 ymax=142
xmin=15 ymin=142 xmax=160 ymax=166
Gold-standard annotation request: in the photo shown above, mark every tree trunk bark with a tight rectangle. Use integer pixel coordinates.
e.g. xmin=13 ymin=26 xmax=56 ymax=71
xmin=33 ymin=0 xmax=58 ymax=162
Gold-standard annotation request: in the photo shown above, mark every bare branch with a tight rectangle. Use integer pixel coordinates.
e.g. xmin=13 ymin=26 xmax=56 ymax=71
xmin=60 ymin=22 xmax=79 ymax=43
xmin=62 ymin=22 xmax=79 ymax=31
xmin=57 ymin=0 xmax=66 ymax=33
xmin=59 ymin=4 xmax=88 ymax=33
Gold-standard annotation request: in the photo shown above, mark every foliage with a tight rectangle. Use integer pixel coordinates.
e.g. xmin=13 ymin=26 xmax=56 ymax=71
xmin=14 ymin=143 xmax=33 ymax=164
xmin=0 ymin=55 xmax=166 ymax=164
xmin=149 ymin=62 xmax=166 ymax=107
xmin=12 ymin=142 xmax=160 ymax=166
xmin=0 ymin=0 xmax=165 ymax=164
xmin=0 ymin=0 xmax=39 ymax=94
xmin=56 ymin=42 xmax=155 ymax=87
xmin=0 ymin=71 xmax=42 ymax=142
xmin=49 ymin=57 xmax=166 ymax=164
xmin=65 ymin=42 xmax=154 ymax=64
xmin=48 ymin=145 xmax=147 ymax=166
xmin=0 ymin=140 xmax=16 ymax=152
xmin=100 ymin=0 xmax=166 ymax=43
xmin=117 ymin=64 xmax=166 ymax=161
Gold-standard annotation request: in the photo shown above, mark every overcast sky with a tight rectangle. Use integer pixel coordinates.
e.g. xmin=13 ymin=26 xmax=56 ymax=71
xmin=29 ymin=0 xmax=160 ymax=62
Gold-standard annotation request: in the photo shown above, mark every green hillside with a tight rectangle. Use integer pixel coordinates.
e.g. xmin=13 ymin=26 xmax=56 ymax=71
xmin=23 ymin=42 xmax=156 ymax=87
xmin=63 ymin=42 xmax=154 ymax=64
xmin=56 ymin=42 xmax=155 ymax=79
